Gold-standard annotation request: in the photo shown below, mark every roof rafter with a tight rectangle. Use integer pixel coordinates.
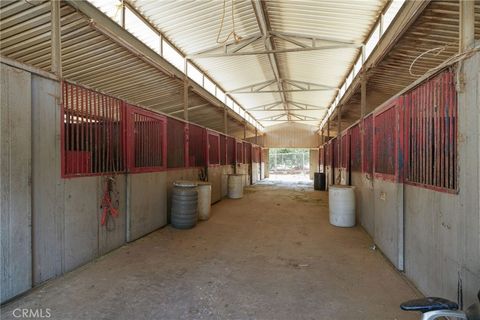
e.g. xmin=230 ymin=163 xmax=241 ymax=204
xmin=227 ymin=79 xmax=337 ymax=93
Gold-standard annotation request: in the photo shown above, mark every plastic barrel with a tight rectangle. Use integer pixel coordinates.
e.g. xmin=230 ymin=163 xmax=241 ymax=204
xmin=197 ymin=182 xmax=212 ymax=221
xmin=228 ymin=174 xmax=244 ymax=199
xmin=171 ymin=181 xmax=198 ymax=229
xmin=314 ymin=172 xmax=326 ymax=190
xmin=328 ymin=185 xmax=355 ymax=227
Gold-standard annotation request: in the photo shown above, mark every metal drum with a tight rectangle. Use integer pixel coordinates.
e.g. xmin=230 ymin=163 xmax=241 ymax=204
xmin=171 ymin=181 xmax=198 ymax=229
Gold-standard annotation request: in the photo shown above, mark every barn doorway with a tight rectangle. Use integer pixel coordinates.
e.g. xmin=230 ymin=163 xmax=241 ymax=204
xmin=268 ymin=148 xmax=310 ymax=182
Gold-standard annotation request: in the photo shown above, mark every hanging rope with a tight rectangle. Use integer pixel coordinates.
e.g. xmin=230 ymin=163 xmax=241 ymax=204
xmin=101 ymin=176 xmax=119 ymax=231
xmin=216 ymin=0 xmax=241 ymax=44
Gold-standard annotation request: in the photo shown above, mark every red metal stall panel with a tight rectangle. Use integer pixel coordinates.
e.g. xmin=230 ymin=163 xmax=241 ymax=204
xmin=341 ymin=131 xmax=350 ymax=170
xmin=188 ymin=124 xmax=206 ymax=167
xmin=167 ymin=117 xmax=186 ymax=169
xmin=220 ymin=134 xmax=227 ymax=165
xmin=404 ymin=69 xmax=457 ymax=192
xmin=207 ymin=131 xmax=220 ymax=166
xmin=226 ymin=136 xmax=235 ymax=165
xmin=62 ymin=81 xmax=125 ymax=177
xmin=319 ymin=146 xmax=325 ymax=172
xmin=243 ymin=142 xmax=252 ymax=164
xmin=350 ymin=124 xmax=361 ymax=172
xmin=236 ymin=141 xmax=243 ymax=163
xmin=252 ymin=146 xmax=260 ymax=163
xmin=373 ymin=104 xmax=397 ymax=179
xmin=362 ymin=115 xmax=374 ymax=174
xmin=126 ymin=104 xmax=166 ymax=173
xmin=332 ymin=137 xmax=338 ymax=169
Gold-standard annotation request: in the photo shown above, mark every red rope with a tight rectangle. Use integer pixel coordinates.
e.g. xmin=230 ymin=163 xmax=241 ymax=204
xmin=101 ymin=177 xmax=119 ymax=226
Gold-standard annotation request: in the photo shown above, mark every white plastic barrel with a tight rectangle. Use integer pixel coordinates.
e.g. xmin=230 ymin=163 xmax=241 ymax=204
xmin=328 ymin=185 xmax=356 ymax=227
xmin=197 ymin=182 xmax=212 ymax=221
xmin=228 ymin=174 xmax=244 ymax=199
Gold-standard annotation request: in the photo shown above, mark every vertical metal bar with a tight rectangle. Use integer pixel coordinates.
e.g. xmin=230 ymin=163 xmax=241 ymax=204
xmin=451 ymin=71 xmax=456 ymax=189
xmin=438 ymin=76 xmax=443 ymax=188
xmin=446 ymin=72 xmax=457 ymax=189
xmin=74 ymin=84 xmax=79 ymax=174
xmin=434 ymin=79 xmax=438 ymax=186
xmin=65 ymin=83 xmax=70 ymax=175
xmin=95 ymin=91 xmax=100 ymax=173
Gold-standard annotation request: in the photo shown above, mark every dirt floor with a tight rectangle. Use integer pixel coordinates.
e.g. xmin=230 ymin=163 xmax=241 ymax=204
xmin=1 ymin=179 xmax=421 ymax=320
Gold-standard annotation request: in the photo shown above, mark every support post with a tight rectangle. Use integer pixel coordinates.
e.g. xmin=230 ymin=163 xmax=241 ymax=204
xmin=327 ymin=119 xmax=330 ymax=142
xmin=459 ymin=0 xmax=475 ymax=52
xmin=183 ymin=81 xmax=189 ymax=121
xmin=361 ymin=72 xmax=367 ymax=119
xmin=255 ymin=128 xmax=258 ymax=144
xmin=321 ymin=129 xmax=324 ymax=145
xmin=183 ymin=59 xmax=189 ymax=121
xmin=50 ymin=0 xmax=62 ymax=78
xmin=243 ymin=121 xmax=247 ymax=140
xmin=338 ymin=106 xmax=342 ymax=172
xmin=224 ymin=106 xmax=228 ymax=134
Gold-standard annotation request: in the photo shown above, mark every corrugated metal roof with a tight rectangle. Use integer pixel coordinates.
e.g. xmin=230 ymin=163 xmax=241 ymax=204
xmin=334 ymin=0 xmax=480 ymax=135
xmin=0 ymin=0 xmax=255 ymax=138
xmin=128 ymin=0 xmax=387 ymax=127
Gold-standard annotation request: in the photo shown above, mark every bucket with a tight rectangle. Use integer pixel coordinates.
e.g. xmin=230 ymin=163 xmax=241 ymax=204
xmin=328 ymin=185 xmax=355 ymax=227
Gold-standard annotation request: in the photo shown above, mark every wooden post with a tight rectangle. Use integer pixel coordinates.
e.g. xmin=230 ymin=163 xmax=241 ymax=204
xmin=361 ymin=72 xmax=367 ymax=119
xmin=327 ymin=119 xmax=330 ymax=142
xmin=224 ymin=106 xmax=228 ymax=134
xmin=51 ymin=0 xmax=62 ymax=78
xmin=183 ymin=81 xmax=189 ymax=121
xmin=459 ymin=0 xmax=475 ymax=52
xmin=337 ymin=106 xmax=342 ymax=173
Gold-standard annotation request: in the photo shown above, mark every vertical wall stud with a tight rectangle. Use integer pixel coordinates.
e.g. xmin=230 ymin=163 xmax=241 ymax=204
xmin=51 ymin=0 xmax=62 ymax=78
xmin=459 ymin=0 xmax=475 ymax=52
xmin=224 ymin=106 xmax=228 ymax=135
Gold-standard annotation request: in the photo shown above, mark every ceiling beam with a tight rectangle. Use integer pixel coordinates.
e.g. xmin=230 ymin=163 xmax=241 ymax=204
xmin=188 ymin=44 xmax=360 ymax=58
xmin=269 ymin=31 xmax=360 ymax=47
xmin=227 ymin=79 xmax=337 ymax=93
xmin=189 ymin=34 xmax=263 ymax=56
xmin=251 ymin=0 xmax=288 ymax=119
xmin=247 ymin=101 xmax=283 ymax=111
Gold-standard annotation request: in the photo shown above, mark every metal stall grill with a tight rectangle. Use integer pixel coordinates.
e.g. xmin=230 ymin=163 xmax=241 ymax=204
xmin=404 ymin=70 xmax=457 ymax=192
xmin=62 ymin=81 xmax=125 ymax=177
xmin=236 ymin=141 xmax=244 ymax=164
xmin=126 ymin=105 xmax=166 ymax=172
xmin=341 ymin=132 xmax=350 ymax=170
xmin=226 ymin=137 xmax=235 ymax=165
xmin=244 ymin=142 xmax=252 ymax=164
xmin=188 ymin=124 xmax=206 ymax=167
xmin=350 ymin=124 xmax=361 ymax=172
xmin=220 ymin=135 xmax=227 ymax=165
xmin=252 ymin=146 xmax=260 ymax=163
xmin=374 ymin=105 xmax=397 ymax=177
xmin=332 ymin=138 xmax=338 ymax=169
xmin=325 ymin=143 xmax=331 ymax=168
xmin=319 ymin=146 xmax=325 ymax=173
xmin=362 ymin=115 xmax=374 ymax=174
xmin=167 ymin=117 xmax=186 ymax=168
xmin=207 ymin=131 xmax=220 ymax=166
